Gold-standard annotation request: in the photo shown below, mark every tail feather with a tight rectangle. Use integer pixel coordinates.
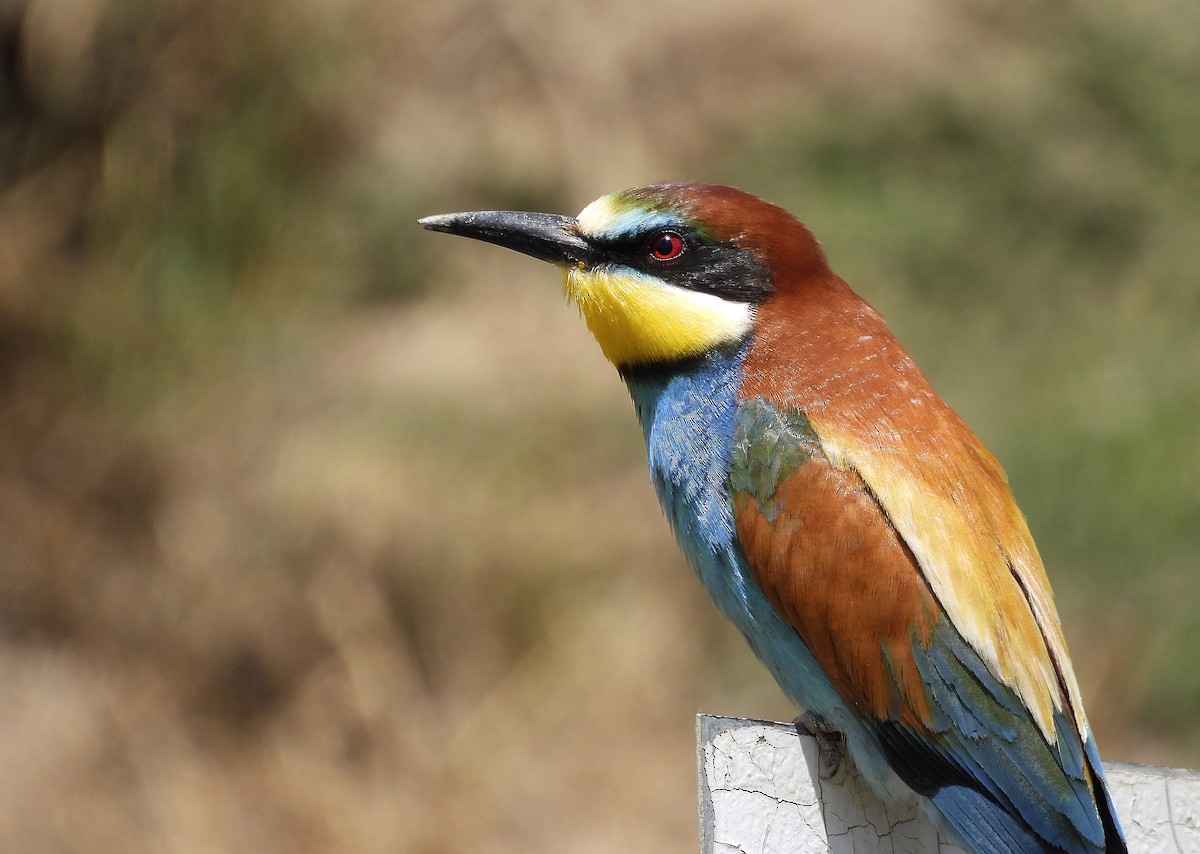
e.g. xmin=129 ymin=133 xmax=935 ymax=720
xmin=932 ymin=785 xmax=1050 ymax=854
xmin=1083 ymin=737 xmax=1128 ymax=854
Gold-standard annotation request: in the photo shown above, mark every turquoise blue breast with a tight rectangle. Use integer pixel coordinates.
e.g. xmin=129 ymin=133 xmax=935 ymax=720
xmin=622 ymin=342 xmax=851 ymax=729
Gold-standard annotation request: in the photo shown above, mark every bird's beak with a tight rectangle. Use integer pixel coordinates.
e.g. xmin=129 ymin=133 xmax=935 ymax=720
xmin=418 ymin=210 xmax=597 ymax=267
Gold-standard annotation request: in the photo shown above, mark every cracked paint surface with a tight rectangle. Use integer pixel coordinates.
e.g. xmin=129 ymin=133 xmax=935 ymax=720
xmin=1104 ymin=763 xmax=1200 ymax=853
xmin=699 ymin=716 xmax=1200 ymax=853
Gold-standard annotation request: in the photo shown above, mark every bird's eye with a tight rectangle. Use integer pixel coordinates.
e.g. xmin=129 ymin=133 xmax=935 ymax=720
xmin=648 ymin=231 xmax=685 ymax=261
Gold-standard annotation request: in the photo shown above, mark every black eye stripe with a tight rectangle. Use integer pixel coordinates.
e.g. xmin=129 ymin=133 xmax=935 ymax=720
xmin=589 ymin=231 xmax=770 ymax=304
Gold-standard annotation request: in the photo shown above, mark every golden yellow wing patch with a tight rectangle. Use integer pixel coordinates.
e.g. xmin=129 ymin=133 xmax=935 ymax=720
xmin=815 ymin=421 xmax=1088 ymax=746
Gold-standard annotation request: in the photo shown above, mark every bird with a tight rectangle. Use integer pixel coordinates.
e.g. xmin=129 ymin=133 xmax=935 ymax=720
xmin=419 ymin=183 xmax=1127 ymax=853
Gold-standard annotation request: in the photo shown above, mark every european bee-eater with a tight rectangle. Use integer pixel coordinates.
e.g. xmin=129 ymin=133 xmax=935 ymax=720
xmin=419 ymin=183 xmax=1126 ymax=854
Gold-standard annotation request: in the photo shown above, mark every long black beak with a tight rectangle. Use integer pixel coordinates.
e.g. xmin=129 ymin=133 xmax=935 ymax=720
xmin=418 ymin=210 xmax=597 ymax=267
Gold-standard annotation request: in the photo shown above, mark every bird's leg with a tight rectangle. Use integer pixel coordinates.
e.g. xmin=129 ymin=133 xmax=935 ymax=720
xmin=793 ymin=710 xmax=845 ymax=780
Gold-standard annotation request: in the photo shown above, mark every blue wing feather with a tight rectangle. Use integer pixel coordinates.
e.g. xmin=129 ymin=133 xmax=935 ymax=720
xmin=883 ymin=621 xmax=1114 ymax=852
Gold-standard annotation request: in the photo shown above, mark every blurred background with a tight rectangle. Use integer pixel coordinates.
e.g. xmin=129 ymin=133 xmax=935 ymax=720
xmin=0 ymin=0 xmax=1196 ymax=850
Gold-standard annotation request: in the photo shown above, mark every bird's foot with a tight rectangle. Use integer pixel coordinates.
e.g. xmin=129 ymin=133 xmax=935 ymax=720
xmin=793 ymin=711 xmax=845 ymax=780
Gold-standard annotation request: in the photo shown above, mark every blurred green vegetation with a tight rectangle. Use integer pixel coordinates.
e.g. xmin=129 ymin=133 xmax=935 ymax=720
xmin=0 ymin=0 xmax=1195 ymax=851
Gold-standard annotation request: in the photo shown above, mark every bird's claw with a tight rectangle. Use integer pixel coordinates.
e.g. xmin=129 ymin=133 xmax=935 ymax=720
xmin=793 ymin=711 xmax=845 ymax=780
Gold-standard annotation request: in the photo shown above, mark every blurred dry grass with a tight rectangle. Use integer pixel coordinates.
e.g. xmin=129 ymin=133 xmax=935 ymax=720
xmin=0 ymin=0 xmax=1196 ymax=851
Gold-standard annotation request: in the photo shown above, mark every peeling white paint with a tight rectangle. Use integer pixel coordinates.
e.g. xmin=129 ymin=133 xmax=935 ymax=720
xmin=698 ymin=715 xmax=1200 ymax=854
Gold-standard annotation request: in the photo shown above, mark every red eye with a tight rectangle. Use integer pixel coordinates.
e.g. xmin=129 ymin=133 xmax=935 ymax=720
xmin=648 ymin=231 xmax=685 ymax=261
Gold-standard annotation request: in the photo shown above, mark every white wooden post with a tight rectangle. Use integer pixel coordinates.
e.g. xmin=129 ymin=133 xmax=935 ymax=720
xmin=697 ymin=714 xmax=1200 ymax=853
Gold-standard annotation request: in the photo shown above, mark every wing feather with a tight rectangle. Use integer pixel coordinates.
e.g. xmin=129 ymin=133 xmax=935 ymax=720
xmin=815 ymin=417 xmax=1084 ymax=744
xmin=729 ymin=395 xmax=1114 ymax=851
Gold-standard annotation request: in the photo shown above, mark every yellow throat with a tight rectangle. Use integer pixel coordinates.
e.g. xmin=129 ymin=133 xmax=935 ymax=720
xmin=562 ymin=265 xmax=754 ymax=369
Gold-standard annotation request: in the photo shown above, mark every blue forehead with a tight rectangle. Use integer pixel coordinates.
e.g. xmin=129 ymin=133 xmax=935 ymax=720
xmin=576 ymin=193 xmax=692 ymax=241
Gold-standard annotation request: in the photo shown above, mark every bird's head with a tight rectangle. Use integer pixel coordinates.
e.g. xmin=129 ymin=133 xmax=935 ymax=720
xmin=419 ymin=183 xmax=832 ymax=370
